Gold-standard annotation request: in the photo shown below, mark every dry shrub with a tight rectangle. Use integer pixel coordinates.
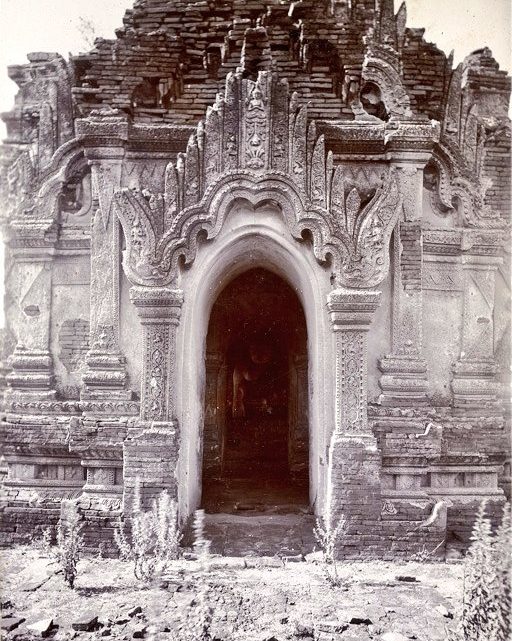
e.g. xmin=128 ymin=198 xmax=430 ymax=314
xmin=449 ymin=501 xmax=511 ymax=641
xmin=114 ymin=480 xmax=181 ymax=582
xmin=56 ymin=500 xmax=84 ymax=589
xmin=314 ymin=513 xmax=347 ymax=587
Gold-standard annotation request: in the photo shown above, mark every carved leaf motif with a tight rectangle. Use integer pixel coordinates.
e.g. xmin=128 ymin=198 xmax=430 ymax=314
xmin=345 ymin=188 xmax=361 ymax=236
xmin=164 ymin=162 xmax=178 ymax=228
xmin=184 ymin=135 xmax=200 ymax=208
xmin=114 ymin=188 xmax=167 ymax=284
xmin=291 ymin=105 xmax=307 ymax=187
xmin=329 ymin=165 xmax=345 ymax=233
xmin=325 ymin=150 xmax=333 ymax=209
xmin=204 ymin=105 xmax=221 ymax=182
xmin=310 ymin=134 xmax=326 ymax=206
xmin=93 ymin=164 xmax=121 ymax=232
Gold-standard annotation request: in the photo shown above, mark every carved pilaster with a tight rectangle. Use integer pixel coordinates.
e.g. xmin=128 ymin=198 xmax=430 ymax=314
xmin=5 ymin=254 xmax=55 ymax=404
xmin=327 ymin=288 xmax=381 ymax=437
xmin=379 ymin=223 xmax=428 ymax=405
xmin=129 ymin=287 xmax=183 ymax=422
xmin=452 ymin=253 xmax=502 ymax=412
xmin=379 ymin=161 xmax=430 ymax=406
xmin=81 ymin=151 xmax=131 ymax=403
xmin=326 ymin=288 xmax=382 ymax=554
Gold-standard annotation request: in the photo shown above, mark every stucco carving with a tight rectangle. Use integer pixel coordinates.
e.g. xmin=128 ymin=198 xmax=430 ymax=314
xmin=114 ymin=70 xmax=407 ymax=289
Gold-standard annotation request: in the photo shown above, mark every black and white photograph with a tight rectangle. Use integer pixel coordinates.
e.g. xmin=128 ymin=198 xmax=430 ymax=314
xmin=0 ymin=1 xmax=510 ymax=639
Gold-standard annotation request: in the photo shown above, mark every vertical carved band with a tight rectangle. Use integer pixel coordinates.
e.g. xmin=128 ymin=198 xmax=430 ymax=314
xmin=328 ymin=289 xmax=381 ymax=435
xmin=130 ymin=287 xmax=183 ymax=422
xmin=452 ymin=255 xmax=501 ymax=409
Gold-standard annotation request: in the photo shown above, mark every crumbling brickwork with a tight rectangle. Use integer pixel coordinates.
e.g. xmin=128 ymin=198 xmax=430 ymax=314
xmin=0 ymin=0 xmax=509 ymax=557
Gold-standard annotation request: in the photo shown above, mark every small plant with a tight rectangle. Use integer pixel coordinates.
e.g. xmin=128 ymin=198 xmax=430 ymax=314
xmin=192 ymin=508 xmax=211 ymax=571
xmin=114 ymin=480 xmax=182 ymax=582
xmin=314 ymin=513 xmax=346 ymax=586
xmin=34 ymin=525 xmax=54 ymax=556
xmin=56 ymin=500 xmax=84 ymax=589
xmin=448 ymin=501 xmax=511 ymax=641
xmin=187 ymin=509 xmax=213 ymax=640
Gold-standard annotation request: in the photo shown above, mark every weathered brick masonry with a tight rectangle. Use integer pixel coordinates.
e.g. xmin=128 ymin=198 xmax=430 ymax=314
xmin=0 ymin=0 xmax=510 ymax=557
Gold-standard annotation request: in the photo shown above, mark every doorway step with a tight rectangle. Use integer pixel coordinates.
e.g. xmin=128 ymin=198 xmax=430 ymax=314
xmin=202 ymin=512 xmax=317 ymax=557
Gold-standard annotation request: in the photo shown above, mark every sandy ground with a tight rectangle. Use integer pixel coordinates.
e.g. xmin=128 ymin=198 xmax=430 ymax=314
xmin=1 ymin=546 xmax=463 ymax=641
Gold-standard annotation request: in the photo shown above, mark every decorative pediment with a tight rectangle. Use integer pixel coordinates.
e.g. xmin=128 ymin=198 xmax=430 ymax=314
xmin=113 ymin=70 xmax=408 ymax=289
xmin=425 ymin=143 xmax=507 ymax=228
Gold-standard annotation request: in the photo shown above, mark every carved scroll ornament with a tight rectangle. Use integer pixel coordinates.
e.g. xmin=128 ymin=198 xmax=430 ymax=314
xmin=113 ymin=70 xmax=405 ymax=289
xmin=426 ymin=145 xmax=506 ymax=229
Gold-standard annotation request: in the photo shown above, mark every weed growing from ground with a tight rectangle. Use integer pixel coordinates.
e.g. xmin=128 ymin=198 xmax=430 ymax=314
xmin=314 ymin=513 xmax=346 ymax=586
xmin=34 ymin=525 xmax=54 ymax=556
xmin=447 ymin=501 xmax=511 ymax=641
xmin=114 ymin=480 xmax=181 ymax=583
xmin=56 ymin=500 xmax=84 ymax=589
xmin=192 ymin=508 xmax=211 ymax=571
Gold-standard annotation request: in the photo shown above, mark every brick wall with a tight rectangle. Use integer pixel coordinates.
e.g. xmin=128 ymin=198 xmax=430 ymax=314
xmin=58 ymin=319 xmax=90 ymax=372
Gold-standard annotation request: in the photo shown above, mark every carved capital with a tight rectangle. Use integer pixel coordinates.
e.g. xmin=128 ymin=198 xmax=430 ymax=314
xmin=327 ymin=288 xmax=381 ymax=331
xmin=129 ymin=287 xmax=183 ymax=323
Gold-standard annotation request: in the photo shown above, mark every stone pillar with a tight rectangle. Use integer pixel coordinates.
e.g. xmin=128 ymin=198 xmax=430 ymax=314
xmin=452 ymin=253 xmax=501 ymax=412
xmin=379 ymin=164 xmax=428 ymax=406
xmin=326 ymin=288 xmax=382 ymax=557
xmin=81 ymin=151 xmax=131 ymax=404
xmin=123 ymin=287 xmax=183 ymax=509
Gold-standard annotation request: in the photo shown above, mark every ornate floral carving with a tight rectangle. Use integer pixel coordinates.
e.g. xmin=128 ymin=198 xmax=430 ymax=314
xmin=113 ymin=70 xmax=419 ymax=290
xmin=329 ymin=167 xmax=403 ymax=287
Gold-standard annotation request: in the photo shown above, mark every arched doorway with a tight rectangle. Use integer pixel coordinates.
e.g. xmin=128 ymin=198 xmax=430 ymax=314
xmin=201 ymin=267 xmax=309 ymax=513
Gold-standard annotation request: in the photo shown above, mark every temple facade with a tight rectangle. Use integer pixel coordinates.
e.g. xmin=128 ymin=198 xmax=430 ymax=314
xmin=0 ymin=0 xmax=510 ymax=556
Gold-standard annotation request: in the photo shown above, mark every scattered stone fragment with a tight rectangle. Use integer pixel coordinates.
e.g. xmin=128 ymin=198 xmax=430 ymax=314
xmin=128 ymin=606 xmax=143 ymax=618
xmin=22 ymin=578 xmax=49 ymax=592
xmin=435 ymin=605 xmax=453 ymax=619
xmin=380 ymin=633 xmax=409 ymax=641
xmin=1 ymin=616 xmax=25 ymax=632
xmin=173 ymin=592 xmax=195 ymax=609
xmin=294 ymin=621 xmax=314 ymax=637
xmin=316 ymin=620 xmax=349 ymax=633
xmin=26 ymin=618 xmax=54 ymax=637
xmin=350 ymin=615 xmax=373 ymax=625
xmin=395 ymin=575 xmax=419 ymax=583
xmin=72 ymin=612 xmax=99 ymax=631
xmin=133 ymin=625 xmax=147 ymax=638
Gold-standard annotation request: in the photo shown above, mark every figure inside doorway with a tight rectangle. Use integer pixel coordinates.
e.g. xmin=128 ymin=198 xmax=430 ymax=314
xmin=231 ymin=337 xmax=287 ymax=421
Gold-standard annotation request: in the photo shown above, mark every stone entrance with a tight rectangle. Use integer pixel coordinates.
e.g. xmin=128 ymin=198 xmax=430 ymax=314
xmin=0 ymin=0 xmax=509 ymax=558
xmin=201 ymin=268 xmax=309 ymax=514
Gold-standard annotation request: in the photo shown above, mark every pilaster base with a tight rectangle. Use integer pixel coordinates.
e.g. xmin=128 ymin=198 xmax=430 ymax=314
xmin=123 ymin=421 xmax=179 ymax=513
xmin=451 ymin=358 xmax=499 ymax=413
xmin=81 ymin=350 xmax=132 ymax=401
xmin=326 ymin=433 xmax=382 ymax=558
xmin=5 ymin=346 xmax=55 ymax=402
xmin=378 ymin=354 xmax=428 ymax=406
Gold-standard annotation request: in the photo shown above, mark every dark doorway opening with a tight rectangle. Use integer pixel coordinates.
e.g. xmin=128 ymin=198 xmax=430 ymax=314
xmin=201 ymin=268 xmax=309 ymax=514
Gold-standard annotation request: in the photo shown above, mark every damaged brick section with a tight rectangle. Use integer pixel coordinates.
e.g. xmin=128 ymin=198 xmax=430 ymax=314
xmin=0 ymin=0 xmax=510 ymax=558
